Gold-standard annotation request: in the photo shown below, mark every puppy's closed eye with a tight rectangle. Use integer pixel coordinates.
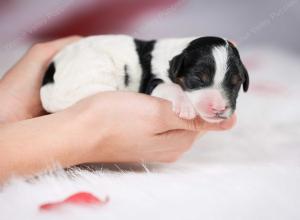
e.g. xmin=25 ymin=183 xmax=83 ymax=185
xmin=199 ymin=72 xmax=210 ymax=83
xmin=191 ymin=72 xmax=210 ymax=86
xmin=230 ymin=74 xmax=242 ymax=85
xmin=193 ymin=66 xmax=211 ymax=84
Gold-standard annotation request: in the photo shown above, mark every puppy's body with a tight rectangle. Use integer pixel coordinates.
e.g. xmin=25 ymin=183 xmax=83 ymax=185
xmin=41 ymin=35 xmax=249 ymax=122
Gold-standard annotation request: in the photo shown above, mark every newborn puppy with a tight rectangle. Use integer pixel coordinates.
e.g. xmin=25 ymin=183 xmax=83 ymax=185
xmin=41 ymin=35 xmax=249 ymax=122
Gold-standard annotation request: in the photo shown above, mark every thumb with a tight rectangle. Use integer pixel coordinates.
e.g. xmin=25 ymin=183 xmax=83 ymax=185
xmin=167 ymin=111 xmax=237 ymax=132
xmin=201 ymin=113 xmax=237 ymax=131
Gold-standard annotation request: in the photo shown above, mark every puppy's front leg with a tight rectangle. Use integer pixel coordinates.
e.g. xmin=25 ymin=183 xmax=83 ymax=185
xmin=151 ymin=83 xmax=197 ymax=120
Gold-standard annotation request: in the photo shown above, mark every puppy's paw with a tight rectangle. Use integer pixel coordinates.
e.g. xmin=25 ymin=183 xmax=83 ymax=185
xmin=172 ymin=95 xmax=197 ymax=120
xmin=150 ymin=83 xmax=197 ymax=120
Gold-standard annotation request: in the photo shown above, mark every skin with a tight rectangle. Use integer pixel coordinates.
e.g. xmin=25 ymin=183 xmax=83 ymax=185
xmin=0 ymin=36 xmax=236 ymax=183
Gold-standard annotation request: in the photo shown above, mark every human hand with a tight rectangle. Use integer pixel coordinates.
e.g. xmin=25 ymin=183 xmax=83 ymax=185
xmin=0 ymin=37 xmax=237 ymax=182
xmin=64 ymin=91 xmax=237 ymax=163
xmin=0 ymin=91 xmax=236 ymax=182
xmin=0 ymin=36 xmax=81 ymax=123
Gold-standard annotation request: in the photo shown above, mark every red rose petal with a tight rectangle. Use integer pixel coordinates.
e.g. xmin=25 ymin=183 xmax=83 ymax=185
xmin=39 ymin=202 xmax=63 ymax=211
xmin=64 ymin=192 xmax=102 ymax=204
xmin=39 ymin=192 xmax=109 ymax=211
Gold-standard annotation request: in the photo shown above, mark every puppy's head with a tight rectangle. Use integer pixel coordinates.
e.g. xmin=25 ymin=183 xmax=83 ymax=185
xmin=169 ymin=36 xmax=249 ymax=123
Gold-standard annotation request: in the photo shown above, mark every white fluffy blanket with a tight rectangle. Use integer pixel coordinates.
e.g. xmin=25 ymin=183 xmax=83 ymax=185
xmin=1 ymin=47 xmax=300 ymax=220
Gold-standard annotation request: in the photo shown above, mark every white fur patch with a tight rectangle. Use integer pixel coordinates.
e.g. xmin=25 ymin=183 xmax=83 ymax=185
xmin=40 ymin=35 xmax=143 ymax=112
xmin=212 ymin=45 xmax=228 ymax=86
xmin=151 ymin=37 xmax=196 ymax=82
xmin=41 ymin=35 xmax=197 ymax=112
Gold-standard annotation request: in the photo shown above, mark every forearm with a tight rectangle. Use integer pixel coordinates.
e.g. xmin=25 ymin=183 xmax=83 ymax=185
xmin=0 ymin=108 xmax=89 ymax=182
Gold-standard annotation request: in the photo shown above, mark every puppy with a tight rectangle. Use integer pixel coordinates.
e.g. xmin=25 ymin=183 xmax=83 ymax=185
xmin=41 ymin=35 xmax=249 ymax=122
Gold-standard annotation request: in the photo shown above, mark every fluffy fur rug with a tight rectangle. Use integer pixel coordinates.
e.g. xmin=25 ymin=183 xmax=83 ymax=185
xmin=1 ymin=47 xmax=300 ymax=220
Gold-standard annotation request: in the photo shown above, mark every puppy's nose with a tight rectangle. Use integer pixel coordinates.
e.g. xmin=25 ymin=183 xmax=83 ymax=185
xmin=210 ymin=105 xmax=228 ymax=114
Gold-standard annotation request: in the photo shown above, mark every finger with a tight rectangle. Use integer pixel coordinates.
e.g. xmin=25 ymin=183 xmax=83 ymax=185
xmin=46 ymin=36 xmax=82 ymax=53
xmin=153 ymin=130 xmax=198 ymax=162
xmin=155 ymin=99 xmax=203 ymax=131
xmin=27 ymin=36 xmax=82 ymax=63
xmin=155 ymin=129 xmax=199 ymax=152
xmin=202 ymin=113 xmax=237 ymax=131
xmin=163 ymin=100 xmax=237 ymax=132
xmin=163 ymin=111 xmax=206 ymax=132
xmin=1 ymin=36 xmax=82 ymax=93
xmin=154 ymin=97 xmax=215 ymax=131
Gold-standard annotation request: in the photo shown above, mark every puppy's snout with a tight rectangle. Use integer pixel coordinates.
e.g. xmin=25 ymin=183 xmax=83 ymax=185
xmin=188 ymin=89 xmax=230 ymax=120
xmin=207 ymin=95 xmax=227 ymax=115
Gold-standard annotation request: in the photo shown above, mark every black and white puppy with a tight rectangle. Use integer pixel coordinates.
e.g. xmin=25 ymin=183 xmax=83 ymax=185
xmin=41 ymin=35 xmax=249 ymax=122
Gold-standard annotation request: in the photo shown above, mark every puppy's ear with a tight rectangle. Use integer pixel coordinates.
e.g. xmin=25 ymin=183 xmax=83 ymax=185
xmin=169 ymin=54 xmax=184 ymax=81
xmin=241 ymin=63 xmax=249 ymax=92
xmin=228 ymin=41 xmax=249 ymax=92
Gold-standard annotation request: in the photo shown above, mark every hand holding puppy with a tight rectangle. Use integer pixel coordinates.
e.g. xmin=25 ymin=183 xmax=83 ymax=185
xmin=0 ymin=37 xmax=236 ymax=182
xmin=66 ymin=91 xmax=236 ymax=164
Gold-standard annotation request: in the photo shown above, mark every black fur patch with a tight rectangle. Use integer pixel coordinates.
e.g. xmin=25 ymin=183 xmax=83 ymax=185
xmin=168 ymin=36 xmax=227 ymax=90
xmin=145 ymin=78 xmax=163 ymax=95
xmin=124 ymin=65 xmax=130 ymax=86
xmin=222 ymin=44 xmax=249 ymax=111
xmin=42 ymin=62 xmax=55 ymax=86
xmin=134 ymin=39 xmax=162 ymax=94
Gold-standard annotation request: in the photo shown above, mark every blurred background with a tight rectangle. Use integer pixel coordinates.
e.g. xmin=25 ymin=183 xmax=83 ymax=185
xmin=0 ymin=0 xmax=300 ymax=74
